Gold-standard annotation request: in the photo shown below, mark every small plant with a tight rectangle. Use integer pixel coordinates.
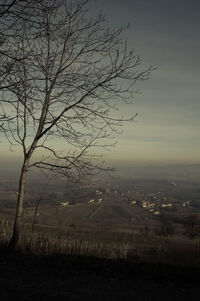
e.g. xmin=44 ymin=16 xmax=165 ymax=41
xmin=183 ymin=215 xmax=200 ymax=239
xmin=155 ymin=216 xmax=175 ymax=237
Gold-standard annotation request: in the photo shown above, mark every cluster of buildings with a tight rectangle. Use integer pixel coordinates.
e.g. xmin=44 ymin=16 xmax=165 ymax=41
xmin=60 ymin=188 xmax=104 ymax=206
xmin=58 ymin=179 xmax=193 ymax=216
xmin=88 ymin=189 xmax=103 ymax=204
xmin=128 ymin=191 xmax=191 ymax=215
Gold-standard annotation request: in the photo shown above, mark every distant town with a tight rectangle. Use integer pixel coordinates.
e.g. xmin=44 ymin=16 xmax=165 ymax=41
xmin=0 ymin=164 xmax=200 ymax=229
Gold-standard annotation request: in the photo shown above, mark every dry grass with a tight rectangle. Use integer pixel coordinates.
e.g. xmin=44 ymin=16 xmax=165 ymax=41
xmin=0 ymin=218 xmax=200 ymax=267
xmin=0 ymin=219 xmax=130 ymax=259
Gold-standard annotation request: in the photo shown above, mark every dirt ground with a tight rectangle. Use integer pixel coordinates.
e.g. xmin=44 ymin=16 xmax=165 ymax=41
xmin=0 ymin=248 xmax=200 ymax=301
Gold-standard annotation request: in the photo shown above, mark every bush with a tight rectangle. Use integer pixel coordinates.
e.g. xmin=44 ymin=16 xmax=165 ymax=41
xmin=155 ymin=217 xmax=175 ymax=237
xmin=183 ymin=215 xmax=200 ymax=239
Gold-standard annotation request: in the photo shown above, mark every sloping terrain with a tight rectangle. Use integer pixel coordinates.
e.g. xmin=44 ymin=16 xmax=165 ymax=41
xmin=0 ymin=192 xmax=157 ymax=227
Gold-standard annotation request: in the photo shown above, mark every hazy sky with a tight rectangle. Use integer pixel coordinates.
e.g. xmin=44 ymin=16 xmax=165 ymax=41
xmin=1 ymin=0 xmax=200 ymax=170
xmin=90 ymin=0 xmax=200 ymax=165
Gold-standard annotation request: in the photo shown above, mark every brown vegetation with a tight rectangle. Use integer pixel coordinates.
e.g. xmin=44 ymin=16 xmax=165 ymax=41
xmin=0 ymin=213 xmax=200 ymax=267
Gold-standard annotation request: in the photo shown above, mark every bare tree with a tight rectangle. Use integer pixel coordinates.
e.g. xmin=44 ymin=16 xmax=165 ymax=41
xmin=0 ymin=0 xmax=19 ymax=16
xmin=0 ymin=0 xmax=43 ymax=16
xmin=1 ymin=0 xmax=154 ymax=248
xmin=0 ymin=1 xmax=17 ymax=123
xmin=0 ymin=0 xmax=44 ymax=128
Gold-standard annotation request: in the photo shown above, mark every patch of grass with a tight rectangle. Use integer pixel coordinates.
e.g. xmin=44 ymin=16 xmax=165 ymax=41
xmin=0 ymin=217 xmax=200 ymax=267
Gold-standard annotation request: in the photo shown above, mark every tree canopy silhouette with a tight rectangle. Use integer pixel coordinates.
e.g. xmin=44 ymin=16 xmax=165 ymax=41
xmin=0 ymin=0 xmax=153 ymax=248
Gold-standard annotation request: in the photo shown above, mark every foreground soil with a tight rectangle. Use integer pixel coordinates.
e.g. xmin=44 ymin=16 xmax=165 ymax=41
xmin=0 ymin=248 xmax=200 ymax=301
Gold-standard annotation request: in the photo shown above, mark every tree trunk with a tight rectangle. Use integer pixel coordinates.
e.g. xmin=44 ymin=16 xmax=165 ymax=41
xmin=9 ymin=158 xmax=29 ymax=249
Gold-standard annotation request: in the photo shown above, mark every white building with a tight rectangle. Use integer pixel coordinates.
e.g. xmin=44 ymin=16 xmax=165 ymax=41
xmin=161 ymin=204 xmax=172 ymax=208
xmin=88 ymin=199 xmax=95 ymax=204
xmin=60 ymin=202 xmax=69 ymax=206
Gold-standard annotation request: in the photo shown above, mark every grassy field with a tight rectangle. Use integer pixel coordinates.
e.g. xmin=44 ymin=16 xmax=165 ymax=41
xmin=0 ymin=213 xmax=200 ymax=300
xmin=1 ymin=214 xmax=200 ymax=267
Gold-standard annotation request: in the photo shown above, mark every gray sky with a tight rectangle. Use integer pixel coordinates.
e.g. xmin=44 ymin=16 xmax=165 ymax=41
xmin=1 ymin=0 xmax=200 ymax=169
xmin=89 ymin=0 xmax=200 ymax=165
